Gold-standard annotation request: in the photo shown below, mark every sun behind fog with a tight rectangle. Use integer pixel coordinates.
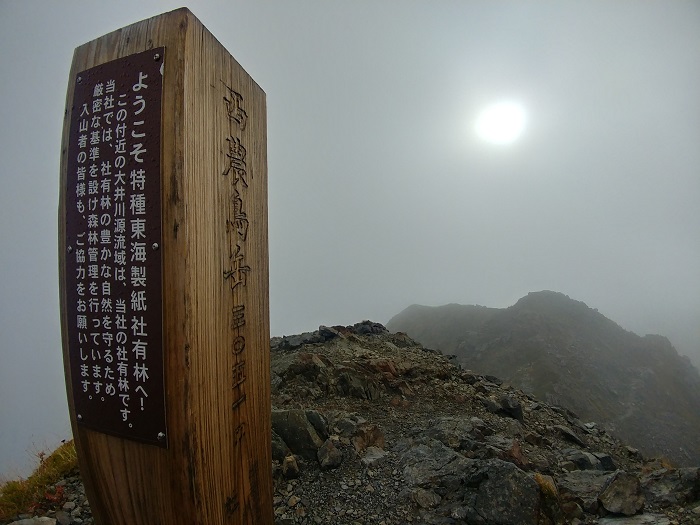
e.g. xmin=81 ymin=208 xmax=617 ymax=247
xmin=474 ymin=101 xmax=527 ymax=145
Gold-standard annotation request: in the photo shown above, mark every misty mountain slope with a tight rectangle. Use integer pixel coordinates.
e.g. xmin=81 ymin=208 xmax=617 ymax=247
xmin=387 ymin=290 xmax=700 ymax=467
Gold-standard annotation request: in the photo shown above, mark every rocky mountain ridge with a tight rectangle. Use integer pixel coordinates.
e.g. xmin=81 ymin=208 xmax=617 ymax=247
xmin=3 ymin=321 xmax=699 ymax=525
xmin=387 ymin=291 xmax=700 ymax=467
xmin=266 ymin=321 xmax=699 ymax=524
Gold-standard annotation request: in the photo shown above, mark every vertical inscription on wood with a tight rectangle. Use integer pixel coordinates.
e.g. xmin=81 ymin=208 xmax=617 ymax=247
xmin=222 ymin=83 xmax=250 ymax=515
xmin=64 ymin=48 xmax=167 ymax=447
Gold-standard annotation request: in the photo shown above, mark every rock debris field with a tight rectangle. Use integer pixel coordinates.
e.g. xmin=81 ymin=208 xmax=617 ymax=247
xmin=4 ymin=322 xmax=700 ymax=525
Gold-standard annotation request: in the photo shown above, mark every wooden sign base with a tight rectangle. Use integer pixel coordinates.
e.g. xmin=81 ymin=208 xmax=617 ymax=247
xmin=58 ymin=8 xmax=272 ymax=524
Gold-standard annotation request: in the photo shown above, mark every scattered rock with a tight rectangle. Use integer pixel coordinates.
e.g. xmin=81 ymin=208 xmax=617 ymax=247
xmin=594 ymin=452 xmax=618 ymax=471
xmin=400 ymin=437 xmax=540 ymax=524
xmin=499 ymin=394 xmax=524 ymax=422
xmin=271 ymin=430 xmax=291 ymax=462
xmin=350 ymin=423 xmax=384 ymax=453
xmin=558 ymin=469 xmax=612 ymax=513
xmin=7 ymin=322 xmax=697 ymax=525
xmin=598 ymin=470 xmax=645 ymax=516
xmin=54 ymin=513 xmax=71 ymax=525
xmin=8 ymin=519 xmax=56 ymax=525
xmin=641 ymin=466 xmax=700 ymax=507
xmin=410 ymin=487 xmax=441 ymax=509
xmin=281 ymin=454 xmax=300 ymax=479
xmin=598 ymin=515 xmax=670 ymax=525
xmin=317 ymin=439 xmax=343 ymax=470
xmin=553 ymin=424 xmax=587 ymax=447
xmin=563 ymin=448 xmax=602 ymax=470
xmin=271 ymin=409 xmax=327 ymax=460
xmin=361 ymin=446 xmax=388 ymax=467
xmin=423 ymin=416 xmax=478 ymax=451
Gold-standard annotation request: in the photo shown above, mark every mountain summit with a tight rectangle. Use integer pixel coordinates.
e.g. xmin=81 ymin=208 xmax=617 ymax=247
xmin=387 ymin=291 xmax=700 ymax=467
xmin=4 ymin=320 xmax=699 ymax=524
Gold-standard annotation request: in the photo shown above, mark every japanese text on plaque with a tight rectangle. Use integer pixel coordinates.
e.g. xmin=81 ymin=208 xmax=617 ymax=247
xmin=65 ymin=48 xmax=166 ymax=447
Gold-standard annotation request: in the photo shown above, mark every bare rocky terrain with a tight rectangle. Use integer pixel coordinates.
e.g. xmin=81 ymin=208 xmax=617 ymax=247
xmin=4 ymin=321 xmax=700 ymax=525
xmin=387 ymin=291 xmax=700 ymax=467
xmin=266 ymin=321 xmax=699 ymax=525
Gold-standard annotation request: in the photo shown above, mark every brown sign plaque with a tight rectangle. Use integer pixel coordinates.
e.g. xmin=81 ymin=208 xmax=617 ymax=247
xmin=64 ymin=48 xmax=166 ymax=447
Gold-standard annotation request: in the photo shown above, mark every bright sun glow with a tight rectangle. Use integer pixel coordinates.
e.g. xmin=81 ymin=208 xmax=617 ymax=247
xmin=474 ymin=101 xmax=527 ymax=145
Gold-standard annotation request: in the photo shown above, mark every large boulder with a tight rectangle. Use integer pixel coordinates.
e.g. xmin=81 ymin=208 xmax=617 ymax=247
xmin=641 ymin=467 xmax=700 ymax=507
xmin=468 ymin=460 xmax=540 ymax=525
xmin=399 ymin=437 xmax=540 ymax=524
xmin=598 ymin=470 xmax=645 ymax=516
xmin=557 ymin=470 xmax=613 ymax=514
xmin=423 ymin=416 xmax=480 ymax=452
xmin=271 ymin=409 xmax=327 ymax=460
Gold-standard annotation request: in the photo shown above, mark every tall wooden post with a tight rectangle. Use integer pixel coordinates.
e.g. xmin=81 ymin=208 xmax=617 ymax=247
xmin=58 ymin=8 xmax=272 ymax=524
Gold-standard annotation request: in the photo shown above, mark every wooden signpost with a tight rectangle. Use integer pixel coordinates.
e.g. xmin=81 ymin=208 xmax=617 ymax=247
xmin=58 ymin=8 xmax=272 ymax=524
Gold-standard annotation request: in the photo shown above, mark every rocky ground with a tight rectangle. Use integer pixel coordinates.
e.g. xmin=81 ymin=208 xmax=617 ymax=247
xmin=4 ymin=321 xmax=700 ymax=525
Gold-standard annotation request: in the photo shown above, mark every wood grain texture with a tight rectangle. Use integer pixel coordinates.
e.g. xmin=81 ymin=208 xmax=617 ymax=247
xmin=58 ymin=8 xmax=272 ymax=524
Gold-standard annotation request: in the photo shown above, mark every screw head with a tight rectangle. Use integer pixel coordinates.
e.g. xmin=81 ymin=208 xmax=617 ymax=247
xmin=77 ymin=414 xmax=83 ymax=421
xmin=157 ymin=432 xmax=166 ymax=441
xmin=154 ymin=53 xmax=161 ymax=61
xmin=152 ymin=242 xmax=159 ymax=250
xmin=67 ymin=246 xmax=73 ymax=253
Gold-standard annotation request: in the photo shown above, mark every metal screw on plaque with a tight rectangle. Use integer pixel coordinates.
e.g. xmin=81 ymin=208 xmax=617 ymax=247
xmin=77 ymin=414 xmax=83 ymax=421
xmin=152 ymin=242 xmax=159 ymax=250
xmin=67 ymin=246 xmax=73 ymax=253
xmin=157 ymin=432 xmax=166 ymax=441
xmin=154 ymin=53 xmax=161 ymax=61
xmin=77 ymin=76 xmax=82 ymax=84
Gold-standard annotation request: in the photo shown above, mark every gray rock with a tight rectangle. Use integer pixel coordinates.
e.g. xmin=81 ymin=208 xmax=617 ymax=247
xmin=10 ymin=516 xmax=56 ymax=525
xmin=598 ymin=470 xmax=645 ymax=516
xmin=272 ymin=429 xmax=291 ymax=462
xmin=641 ymin=467 xmax=700 ymax=507
xmin=499 ymin=394 xmax=524 ymax=422
xmin=470 ymin=460 xmax=539 ymax=525
xmin=626 ymin=446 xmax=642 ymax=459
xmin=401 ymin=438 xmax=476 ymax=489
xmin=553 ymin=424 xmax=587 ymax=447
xmin=411 ymin=487 xmax=441 ymax=509
xmin=336 ymin=367 xmax=381 ymax=400
xmin=318 ymin=325 xmax=342 ymax=340
xmin=351 ymin=321 xmax=388 ymax=335
xmin=423 ymin=416 xmax=478 ymax=451
xmin=317 ymin=439 xmax=343 ymax=470
xmin=557 ymin=469 xmax=613 ymax=503
xmin=593 ymin=452 xmax=618 ymax=471
xmin=484 ymin=375 xmax=503 ymax=385
xmin=400 ymin=438 xmax=539 ymax=524
xmin=361 ymin=446 xmax=388 ymax=466
xmin=54 ymin=511 xmax=72 ymax=525
xmin=563 ymin=448 xmax=601 ymax=470
xmin=271 ymin=409 xmax=327 ymax=460
xmin=305 ymin=410 xmax=329 ymax=438
xmin=483 ymin=396 xmax=501 ymax=414
xmin=327 ymin=412 xmax=364 ymax=437
xmin=598 ymin=515 xmax=670 ymax=525
xmin=279 ymin=331 xmax=325 ymax=349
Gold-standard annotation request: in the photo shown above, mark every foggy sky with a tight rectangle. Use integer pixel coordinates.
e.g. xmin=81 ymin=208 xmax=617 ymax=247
xmin=1 ymin=1 xmax=699 ymax=478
